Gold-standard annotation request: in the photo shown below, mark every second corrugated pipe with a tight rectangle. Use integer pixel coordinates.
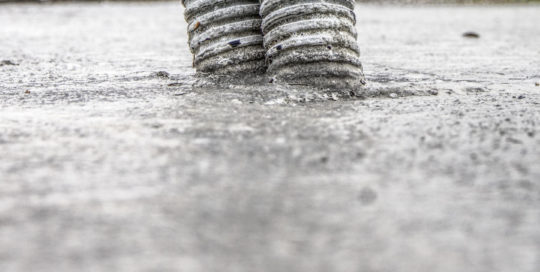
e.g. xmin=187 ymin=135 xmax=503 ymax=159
xmin=260 ymin=0 xmax=365 ymax=90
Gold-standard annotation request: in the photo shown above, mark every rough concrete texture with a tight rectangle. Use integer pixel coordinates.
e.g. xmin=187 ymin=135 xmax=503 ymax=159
xmin=1 ymin=2 xmax=539 ymax=272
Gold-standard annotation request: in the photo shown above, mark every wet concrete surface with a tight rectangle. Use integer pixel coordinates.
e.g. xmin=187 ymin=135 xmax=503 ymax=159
xmin=1 ymin=2 xmax=539 ymax=271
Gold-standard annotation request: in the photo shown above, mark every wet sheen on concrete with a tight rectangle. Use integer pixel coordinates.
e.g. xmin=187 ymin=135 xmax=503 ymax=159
xmin=0 ymin=2 xmax=539 ymax=272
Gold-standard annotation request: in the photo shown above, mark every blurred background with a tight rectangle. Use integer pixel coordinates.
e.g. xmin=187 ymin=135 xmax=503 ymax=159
xmin=0 ymin=0 xmax=539 ymax=3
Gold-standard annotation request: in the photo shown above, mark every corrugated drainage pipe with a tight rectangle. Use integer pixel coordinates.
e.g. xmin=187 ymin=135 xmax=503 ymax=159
xmin=182 ymin=0 xmax=267 ymax=74
xmin=260 ymin=0 xmax=366 ymax=90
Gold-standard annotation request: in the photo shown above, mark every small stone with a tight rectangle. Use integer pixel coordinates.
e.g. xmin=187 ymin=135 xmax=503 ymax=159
xmin=358 ymin=187 xmax=378 ymax=206
xmin=154 ymin=71 xmax=170 ymax=78
xmin=389 ymin=93 xmax=398 ymax=98
xmin=518 ymin=95 xmax=525 ymax=99
xmin=428 ymin=90 xmax=439 ymax=95
xmin=462 ymin=32 xmax=480 ymax=38
xmin=465 ymin=87 xmax=485 ymax=93
xmin=507 ymin=137 xmax=523 ymax=144
xmin=0 ymin=60 xmax=17 ymax=66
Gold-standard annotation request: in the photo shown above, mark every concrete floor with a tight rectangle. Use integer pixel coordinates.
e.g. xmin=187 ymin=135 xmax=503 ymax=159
xmin=0 ymin=2 xmax=539 ymax=272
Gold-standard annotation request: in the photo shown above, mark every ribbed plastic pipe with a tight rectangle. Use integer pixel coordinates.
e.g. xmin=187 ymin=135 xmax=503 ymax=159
xmin=260 ymin=0 xmax=365 ymax=90
xmin=182 ymin=0 xmax=266 ymax=75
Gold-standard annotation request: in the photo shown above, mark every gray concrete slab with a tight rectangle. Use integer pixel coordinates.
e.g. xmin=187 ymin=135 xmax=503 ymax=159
xmin=0 ymin=2 xmax=539 ymax=272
